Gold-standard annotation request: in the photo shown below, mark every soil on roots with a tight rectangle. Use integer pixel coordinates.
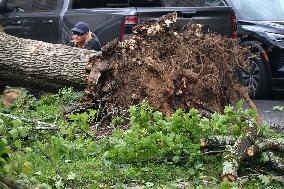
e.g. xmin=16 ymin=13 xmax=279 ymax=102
xmin=84 ymin=13 xmax=250 ymax=130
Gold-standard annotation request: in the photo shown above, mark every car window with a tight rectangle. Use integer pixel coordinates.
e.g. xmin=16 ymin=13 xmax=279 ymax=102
xmin=229 ymin=0 xmax=284 ymax=21
xmin=163 ymin=0 xmax=205 ymax=7
xmin=129 ymin=0 xmax=161 ymax=7
xmin=5 ymin=0 xmax=32 ymax=12
xmin=5 ymin=0 xmax=62 ymax=12
xmin=72 ymin=0 xmax=129 ymax=9
xmin=32 ymin=0 xmax=62 ymax=11
xmin=204 ymin=0 xmax=226 ymax=6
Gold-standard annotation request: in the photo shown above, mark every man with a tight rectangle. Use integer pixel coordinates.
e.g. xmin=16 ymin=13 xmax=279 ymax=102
xmin=70 ymin=21 xmax=101 ymax=51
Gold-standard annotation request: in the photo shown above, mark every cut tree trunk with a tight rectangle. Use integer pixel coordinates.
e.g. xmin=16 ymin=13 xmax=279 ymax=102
xmin=0 ymin=31 xmax=99 ymax=92
xmin=221 ymin=120 xmax=258 ymax=181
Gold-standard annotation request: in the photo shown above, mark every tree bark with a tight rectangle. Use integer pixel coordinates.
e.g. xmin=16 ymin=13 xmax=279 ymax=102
xmin=0 ymin=31 xmax=99 ymax=92
xmin=200 ymin=135 xmax=237 ymax=148
xmin=0 ymin=176 xmax=34 ymax=189
xmin=247 ymin=138 xmax=284 ymax=157
xmin=266 ymin=151 xmax=284 ymax=173
xmin=221 ymin=120 xmax=258 ymax=181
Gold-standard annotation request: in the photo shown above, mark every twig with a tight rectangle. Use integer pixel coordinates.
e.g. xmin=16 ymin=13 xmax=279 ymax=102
xmin=33 ymin=135 xmax=74 ymax=189
xmin=78 ymin=127 xmax=98 ymax=141
xmin=239 ymin=174 xmax=284 ymax=186
xmin=204 ymin=150 xmax=226 ymax=154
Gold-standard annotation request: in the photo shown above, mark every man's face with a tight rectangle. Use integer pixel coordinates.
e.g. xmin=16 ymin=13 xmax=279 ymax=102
xmin=72 ymin=31 xmax=87 ymax=43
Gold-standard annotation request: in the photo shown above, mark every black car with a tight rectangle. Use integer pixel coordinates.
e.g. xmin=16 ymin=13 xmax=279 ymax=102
xmin=206 ymin=0 xmax=284 ymax=98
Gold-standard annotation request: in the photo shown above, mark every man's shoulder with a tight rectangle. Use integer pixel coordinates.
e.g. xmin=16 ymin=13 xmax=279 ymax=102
xmin=85 ymin=36 xmax=101 ymax=51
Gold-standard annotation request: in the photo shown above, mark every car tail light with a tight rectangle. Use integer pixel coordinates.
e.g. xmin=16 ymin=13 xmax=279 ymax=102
xmin=120 ymin=16 xmax=138 ymax=41
xmin=231 ymin=14 xmax=237 ymax=39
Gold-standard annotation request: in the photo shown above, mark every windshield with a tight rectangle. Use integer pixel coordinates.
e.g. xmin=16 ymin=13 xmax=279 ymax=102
xmin=230 ymin=0 xmax=284 ymax=21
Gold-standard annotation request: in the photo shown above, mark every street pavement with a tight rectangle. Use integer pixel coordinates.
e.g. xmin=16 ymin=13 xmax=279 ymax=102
xmin=253 ymin=99 xmax=284 ymax=132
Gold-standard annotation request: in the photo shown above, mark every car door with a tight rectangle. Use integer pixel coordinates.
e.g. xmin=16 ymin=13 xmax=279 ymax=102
xmin=27 ymin=0 xmax=63 ymax=43
xmin=0 ymin=0 xmax=31 ymax=38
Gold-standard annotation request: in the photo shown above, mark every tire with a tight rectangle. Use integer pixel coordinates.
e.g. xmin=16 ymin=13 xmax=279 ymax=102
xmin=239 ymin=57 xmax=270 ymax=98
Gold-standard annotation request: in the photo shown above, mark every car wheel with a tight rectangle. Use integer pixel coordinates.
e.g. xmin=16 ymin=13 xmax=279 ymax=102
xmin=239 ymin=58 xmax=269 ymax=98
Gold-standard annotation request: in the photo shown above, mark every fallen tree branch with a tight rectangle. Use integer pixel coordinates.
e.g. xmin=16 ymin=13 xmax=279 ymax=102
xmin=0 ymin=112 xmax=59 ymax=130
xmin=239 ymin=174 xmax=284 ymax=186
xmin=268 ymin=175 xmax=284 ymax=186
xmin=221 ymin=120 xmax=258 ymax=181
xmin=200 ymin=135 xmax=237 ymax=148
xmin=266 ymin=151 xmax=284 ymax=173
xmin=247 ymin=138 xmax=284 ymax=157
xmin=0 ymin=176 xmax=34 ymax=189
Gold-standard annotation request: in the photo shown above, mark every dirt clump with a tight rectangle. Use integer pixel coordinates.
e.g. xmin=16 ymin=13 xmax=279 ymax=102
xmin=85 ymin=13 xmax=250 ymax=117
xmin=2 ymin=88 xmax=22 ymax=107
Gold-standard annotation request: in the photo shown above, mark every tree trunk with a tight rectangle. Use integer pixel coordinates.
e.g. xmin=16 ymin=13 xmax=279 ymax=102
xmin=0 ymin=31 xmax=99 ymax=92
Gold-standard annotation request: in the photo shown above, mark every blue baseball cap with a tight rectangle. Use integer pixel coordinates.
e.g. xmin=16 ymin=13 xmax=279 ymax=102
xmin=72 ymin=22 xmax=90 ymax=34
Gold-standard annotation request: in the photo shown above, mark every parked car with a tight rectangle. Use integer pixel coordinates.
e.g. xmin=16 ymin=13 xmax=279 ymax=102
xmin=206 ymin=0 xmax=284 ymax=98
xmin=0 ymin=0 xmax=236 ymax=47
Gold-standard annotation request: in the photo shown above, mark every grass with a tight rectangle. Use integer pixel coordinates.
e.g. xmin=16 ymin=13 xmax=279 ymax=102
xmin=19 ymin=152 xmax=221 ymax=188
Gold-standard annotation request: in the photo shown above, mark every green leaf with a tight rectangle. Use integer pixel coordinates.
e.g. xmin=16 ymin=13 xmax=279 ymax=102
xmin=67 ymin=172 xmax=76 ymax=180
xmin=0 ymin=120 xmax=4 ymax=133
xmin=145 ymin=182 xmax=154 ymax=187
xmin=273 ymin=106 xmax=284 ymax=111
xmin=34 ymin=171 xmax=42 ymax=175
xmin=8 ymin=129 xmax=18 ymax=139
xmin=187 ymin=168 xmax=195 ymax=176
xmin=22 ymin=161 xmax=31 ymax=175
xmin=260 ymin=152 xmax=269 ymax=163
xmin=81 ymin=123 xmax=90 ymax=132
xmin=37 ymin=183 xmax=52 ymax=189
xmin=14 ymin=140 xmax=22 ymax=148
xmin=88 ymin=109 xmax=96 ymax=119
xmin=89 ymin=182 xmax=99 ymax=189
xmin=11 ymin=119 xmax=23 ymax=127
xmin=55 ymin=179 xmax=64 ymax=189
xmin=258 ymin=174 xmax=270 ymax=185
xmin=1 ymin=138 xmax=8 ymax=144
xmin=172 ymin=156 xmax=180 ymax=163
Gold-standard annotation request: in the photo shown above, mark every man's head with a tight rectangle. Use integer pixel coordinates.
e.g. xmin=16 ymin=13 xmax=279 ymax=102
xmin=71 ymin=22 xmax=90 ymax=45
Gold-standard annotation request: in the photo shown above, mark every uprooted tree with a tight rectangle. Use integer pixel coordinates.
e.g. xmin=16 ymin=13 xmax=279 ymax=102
xmin=0 ymin=13 xmax=283 ymax=183
xmin=0 ymin=26 xmax=98 ymax=92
